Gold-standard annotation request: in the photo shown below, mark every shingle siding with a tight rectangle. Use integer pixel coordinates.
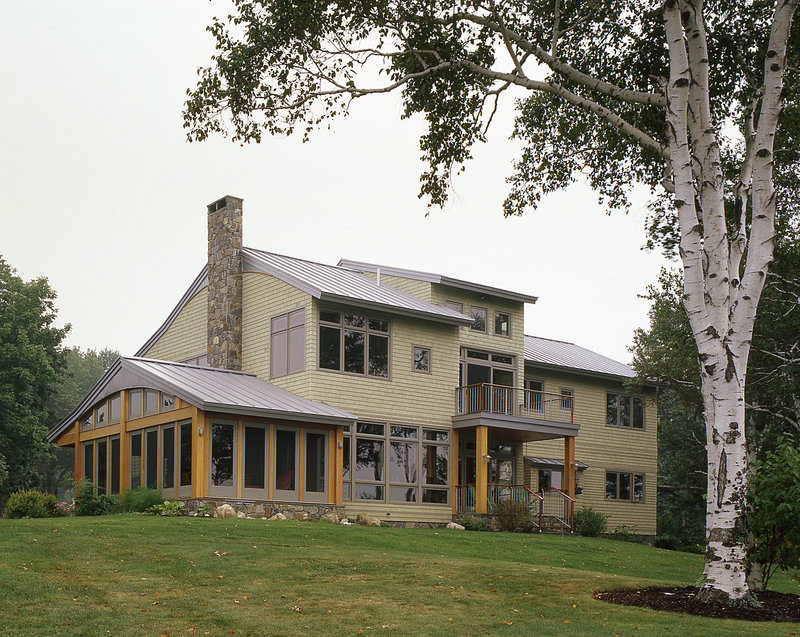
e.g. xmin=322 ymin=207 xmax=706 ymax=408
xmin=143 ymin=290 xmax=207 ymax=362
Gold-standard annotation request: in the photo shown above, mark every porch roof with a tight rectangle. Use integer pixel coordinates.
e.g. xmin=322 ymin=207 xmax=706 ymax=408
xmin=451 ymin=412 xmax=580 ymax=442
xmin=47 ymin=357 xmax=356 ymax=443
xmin=525 ymin=456 xmax=589 ymax=470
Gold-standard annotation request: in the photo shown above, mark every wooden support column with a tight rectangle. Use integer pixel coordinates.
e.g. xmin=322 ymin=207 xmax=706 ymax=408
xmin=235 ymin=420 xmax=243 ymax=498
xmin=333 ymin=426 xmax=344 ymax=506
xmin=451 ymin=428 xmax=459 ymax=515
xmin=563 ymin=436 xmax=575 ymax=499
xmin=74 ymin=421 xmax=83 ymax=491
xmin=190 ymin=408 xmax=204 ymax=498
xmin=476 ymin=425 xmax=488 ymax=514
xmin=120 ymin=392 xmax=129 ymax=492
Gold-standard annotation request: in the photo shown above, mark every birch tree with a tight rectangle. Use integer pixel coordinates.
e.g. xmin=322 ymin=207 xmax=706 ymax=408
xmin=184 ymin=0 xmax=799 ymax=602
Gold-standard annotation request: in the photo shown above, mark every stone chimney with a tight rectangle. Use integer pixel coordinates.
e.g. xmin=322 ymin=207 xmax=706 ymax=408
xmin=207 ymin=195 xmax=243 ymax=370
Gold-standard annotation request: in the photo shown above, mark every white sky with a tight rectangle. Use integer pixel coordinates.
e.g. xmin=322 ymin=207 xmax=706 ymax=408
xmin=0 ymin=0 xmax=674 ymax=364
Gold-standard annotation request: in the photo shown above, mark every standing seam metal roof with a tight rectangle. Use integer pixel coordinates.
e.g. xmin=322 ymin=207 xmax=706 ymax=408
xmin=524 ymin=334 xmax=636 ymax=379
xmin=47 ymin=357 xmax=356 ymax=443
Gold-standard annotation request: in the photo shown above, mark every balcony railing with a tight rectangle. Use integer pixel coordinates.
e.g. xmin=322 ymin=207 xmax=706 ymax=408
xmin=454 ymin=383 xmax=574 ymax=424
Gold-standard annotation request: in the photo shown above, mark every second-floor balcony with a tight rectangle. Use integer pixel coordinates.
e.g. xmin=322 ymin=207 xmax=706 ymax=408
xmin=454 ymin=383 xmax=575 ymax=425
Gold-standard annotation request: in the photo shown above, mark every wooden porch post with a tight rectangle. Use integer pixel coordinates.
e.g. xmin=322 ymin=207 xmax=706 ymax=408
xmin=74 ymin=421 xmax=83 ymax=492
xmin=563 ymin=436 xmax=575 ymax=499
xmin=451 ymin=428 xmax=459 ymax=515
xmin=476 ymin=425 xmax=488 ymax=514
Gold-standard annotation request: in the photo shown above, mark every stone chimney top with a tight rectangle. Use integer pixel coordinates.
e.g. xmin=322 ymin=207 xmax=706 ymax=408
xmin=207 ymin=195 xmax=243 ymax=370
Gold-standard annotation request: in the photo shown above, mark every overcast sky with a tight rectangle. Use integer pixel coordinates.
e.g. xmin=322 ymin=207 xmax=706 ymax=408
xmin=1 ymin=1 xmax=674 ymax=364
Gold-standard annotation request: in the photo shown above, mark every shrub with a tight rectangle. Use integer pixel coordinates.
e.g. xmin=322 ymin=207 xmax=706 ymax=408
xmin=194 ymin=502 xmax=214 ymax=517
xmin=52 ymin=501 xmax=74 ymax=517
xmin=492 ymin=499 xmax=533 ymax=532
xmin=611 ymin=523 xmax=639 ymax=542
xmin=574 ymin=506 xmax=609 ymax=537
xmin=73 ymin=479 xmax=114 ymax=516
xmin=458 ymin=515 xmax=491 ymax=532
xmin=117 ymin=487 xmax=163 ymax=513
xmin=749 ymin=435 xmax=800 ymax=589
xmin=147 ymin=500 xmax=187 ymax=517
xmin=4 ymin=489 xmax=57 ymax=518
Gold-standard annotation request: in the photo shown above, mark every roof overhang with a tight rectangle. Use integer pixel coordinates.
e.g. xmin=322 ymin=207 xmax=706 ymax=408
xmin=524 ymin=360 xmax=655 ymax=386
xmin=319 ymin=292 xmax=472 ymax=326
xmin=525 ymin=456 xmax=588 ymax=470
xmin=451 ymin=412 xmax=580 ymax=442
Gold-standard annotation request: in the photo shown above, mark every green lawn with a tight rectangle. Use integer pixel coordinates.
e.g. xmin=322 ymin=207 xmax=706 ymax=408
xmin=0 ymin=516 xmax=797 ymax=636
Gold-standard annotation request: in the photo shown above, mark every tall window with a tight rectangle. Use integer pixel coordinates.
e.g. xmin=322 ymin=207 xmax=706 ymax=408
xmin=210 ymin=423 xmax=235 ymax=494
xmin=494 ymin=311 xmax=510 ymax=337
xmin=242 ymin=424 xmax=267 ymax=497
xmin=271 ymin=307 xmax=306 ymax=378
xmin=319 ymin=311 xmax=389 ymax=378
xmin=607 ymin=393 xmax=645 ymax=429
xmin=469 ymin=306 xmax=487 ymax=332
xmin=179 ymin=422 xmax=192 ymax=493
xmin=162 ymin=426 xmax=175 ymax=495
xmin=344 ymin=423 xmax=449 ymax=504
xmin=130 ymin=432 xmax=142 ymax=488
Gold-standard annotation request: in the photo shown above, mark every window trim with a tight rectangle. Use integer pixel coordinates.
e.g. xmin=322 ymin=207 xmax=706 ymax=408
xmin=412 ymin=345 xmax=432 ymax=374
xmin=469 ymin=305 xmax=488 ymax=332
xmin=494 ymin=310 xmax=511 ymax=338
xmin=270 ymin=306 xmax=307 ymax=379
xmin=606 ymin=392 xmax=646 ymax=430
xmin=317 ymin=309 xmax=391 ymax=379
xmin=444 ymin=300 xmax=464 ymax=314
xmin=343 ymin=421 xmax=450 ymax=505
xmin=605 ymin=470 xmax=646 ymax=502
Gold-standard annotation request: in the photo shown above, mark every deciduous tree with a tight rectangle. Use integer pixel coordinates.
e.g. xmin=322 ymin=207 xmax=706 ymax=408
xmin=184 ymin=0 xmax=799 ymax=601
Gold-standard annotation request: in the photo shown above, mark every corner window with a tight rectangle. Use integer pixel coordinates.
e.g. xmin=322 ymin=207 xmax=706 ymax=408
xmin=412 ymin=346 xmax=431 ymax=373
xmin=469 ymin=306 xmax=487 ymax=332
xmin=271 ymin=307 xmax=306 ymax=378
xmin=494 ymin=311 xmax=510 ymax=337
xmin=606 ymin=471 xmax=645 ymax=501
xmin=318 ymin=310 xmax=389 ymax=378
xmin=560 ymin=388 xmax=574 ymax=410
xmin=607 ymin=393 xmax=645 ymax=429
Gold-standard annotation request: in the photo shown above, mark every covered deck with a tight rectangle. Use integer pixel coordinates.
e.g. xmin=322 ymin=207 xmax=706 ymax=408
xmin=451 ymin=383 xmax=579 ymax=529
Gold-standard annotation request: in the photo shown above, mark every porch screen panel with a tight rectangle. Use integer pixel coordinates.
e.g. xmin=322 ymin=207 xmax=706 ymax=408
xmin=305 ymin=432 xmax=326 ymax=494
xmin=96 ymin=440 xmax=108 ymax=494
xmin=244 ymin=426 xmax=266 ymax=490
xmin=275 ymin=429 xmax=296 ymax=492
xmin=110 ymin=437 xmax=120 ymax=495
xmin=130 ymin=433 xmax=142 ymax=488
xmin=83 ymin=442 xmax=94 ymax=483
xmin=146 ymin=429 xmax=158 ymax=489
xmin=211 ymin=424 xmax=234 ymax=488
xmin=179 ymin=423 xmax=192 ymax=487
xmin=162 ymin=426 xmax=175 ymax=492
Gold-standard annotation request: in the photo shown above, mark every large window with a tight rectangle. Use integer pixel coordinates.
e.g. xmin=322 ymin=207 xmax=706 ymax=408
xmin=274 ymin=428 xmax=298 ymax=500
xmin=469 ymin=306 xmax=487 ymax=332
xmin=607 ymin=393 xmax=645 ymax=429
xmin=271 ymin=307 xmax=306 ymax=378
xmin=210 ymin=422 xmax=235 ymax=496
xmin=494 ymin=311 xmax=510 ymax=337
xmin=179 ymin=422 xmax=192 ymax=495
xmin=606 ymin=471 xmax=645 ymax=501
xmin=319 ymin=311 xmax=389 ymax=378
xmin=344 ymin=422 xmax=449 ymax=504
xmin=82 ymin=435 xmax=120 ymax=495
xmin=242 ymin=424 xmax=267 ymax=498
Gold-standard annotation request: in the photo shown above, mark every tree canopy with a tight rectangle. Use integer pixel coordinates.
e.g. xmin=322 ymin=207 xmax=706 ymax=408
xmin=184 ymin=0 xmax=799 ymax=601
xmin=0 ymin=256 xmax=69 ymax=505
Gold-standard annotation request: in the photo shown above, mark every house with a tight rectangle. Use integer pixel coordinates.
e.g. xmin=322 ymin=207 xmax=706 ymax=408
xmin=48 ymin=196 xmax=657 ymax=534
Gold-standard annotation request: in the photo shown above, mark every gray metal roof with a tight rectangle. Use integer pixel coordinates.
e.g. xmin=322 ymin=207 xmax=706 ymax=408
xmin=525 ymin=456 xmax=589 ymax=470
xmin=243 ymin=248 xmax=471 ymax=324
xmin=47 ymin=357 xmax=356 ymax=443
xmin=337 ymin=258 xmax=538 ymax=304
xmin=524 ymin=335 xmax=636 ymax=380
xmin=135 ymin=248 xmax=472 ymax=357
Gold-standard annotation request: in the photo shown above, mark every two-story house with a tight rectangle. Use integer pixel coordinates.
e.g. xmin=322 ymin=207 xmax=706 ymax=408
xmin=48 ymin=196 xmax=657 ymax=534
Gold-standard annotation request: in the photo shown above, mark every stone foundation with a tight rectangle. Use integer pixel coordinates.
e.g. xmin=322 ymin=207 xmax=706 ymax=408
xmin=184 ymin=498 xmax=344 ymax=521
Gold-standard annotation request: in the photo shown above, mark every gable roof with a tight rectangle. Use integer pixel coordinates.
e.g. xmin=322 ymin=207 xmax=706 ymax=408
xmin=337 ymin=258 xmax=538 ymax=305
xmin=524 ymin=335 xmax=637 ymax=381
xmin=135 ymin=248 xmax=471 ymax=357
xmin=47 ymin=357 xmax=356 ymax=443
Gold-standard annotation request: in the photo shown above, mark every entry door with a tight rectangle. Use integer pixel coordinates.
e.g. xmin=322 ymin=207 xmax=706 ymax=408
xmin=274 ymin=427 xmax=299 ymax=501
xmin=489 ymin=458 xmax=514 ymax=484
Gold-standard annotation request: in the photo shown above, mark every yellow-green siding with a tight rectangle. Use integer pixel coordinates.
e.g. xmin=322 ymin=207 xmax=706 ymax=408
xmin=143 ymin=291 xmax=207 ymax=362
xmin=523 ymin=369 xmax=658 ymax=535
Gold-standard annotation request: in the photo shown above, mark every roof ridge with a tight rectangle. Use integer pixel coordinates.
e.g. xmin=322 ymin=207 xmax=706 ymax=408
xmin=244 ymin=246 xmax=359 ymax=274
xmin=524 ymin=334 xmax=576 ymax=346
xmin=125 ymin=356 xmax=256 ymax=377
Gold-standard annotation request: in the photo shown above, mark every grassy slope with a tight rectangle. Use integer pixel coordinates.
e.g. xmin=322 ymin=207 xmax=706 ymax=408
xmin=0 ymin=516 xmax=797 ymax=636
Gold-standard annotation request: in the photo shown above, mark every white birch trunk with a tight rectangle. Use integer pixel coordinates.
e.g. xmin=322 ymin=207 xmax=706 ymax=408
xmin=662 ymin=0 xmax=796 ymax=602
